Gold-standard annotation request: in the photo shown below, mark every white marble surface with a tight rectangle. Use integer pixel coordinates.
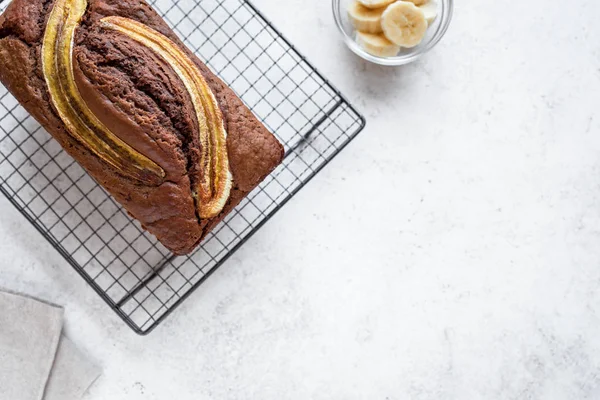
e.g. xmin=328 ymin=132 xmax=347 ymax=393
xmin=2 ymin=0 xmax=600 ymax=398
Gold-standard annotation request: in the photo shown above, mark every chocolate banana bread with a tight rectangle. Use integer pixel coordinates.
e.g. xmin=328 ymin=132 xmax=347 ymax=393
xmin=0 ymin=0 xmax=284 ymax=255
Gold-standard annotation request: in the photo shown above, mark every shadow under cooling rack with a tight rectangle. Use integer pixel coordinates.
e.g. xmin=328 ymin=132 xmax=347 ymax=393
xmin=0 ymin=0 xmax=365 ymax=334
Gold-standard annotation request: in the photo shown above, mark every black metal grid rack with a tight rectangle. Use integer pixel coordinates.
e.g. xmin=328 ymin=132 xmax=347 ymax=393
xmin=0 ymin=0 xmax=365 ymax=334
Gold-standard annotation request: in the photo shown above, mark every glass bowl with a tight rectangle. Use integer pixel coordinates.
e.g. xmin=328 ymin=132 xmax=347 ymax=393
xmin=332 ymin=0 xmax=454 ymax=66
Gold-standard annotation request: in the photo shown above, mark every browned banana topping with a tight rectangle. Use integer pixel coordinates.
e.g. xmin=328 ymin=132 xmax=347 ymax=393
xmin=100 ymin=16 xmax=232 ymax=219
xmin=42 ymin=0 xmax=166 ymax=186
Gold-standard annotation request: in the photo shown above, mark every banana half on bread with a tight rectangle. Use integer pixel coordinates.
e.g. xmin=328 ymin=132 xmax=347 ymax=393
xmin=0 ymin=0 xmax=284 ymax=255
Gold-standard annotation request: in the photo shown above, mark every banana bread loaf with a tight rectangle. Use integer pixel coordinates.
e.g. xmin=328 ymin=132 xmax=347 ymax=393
xmin=0 ymin=0 xmax=284 ymax=255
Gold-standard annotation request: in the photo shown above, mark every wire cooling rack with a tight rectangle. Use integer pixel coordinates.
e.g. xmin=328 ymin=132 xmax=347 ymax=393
xmin=0 ymin=0 xmax=365 ymax=334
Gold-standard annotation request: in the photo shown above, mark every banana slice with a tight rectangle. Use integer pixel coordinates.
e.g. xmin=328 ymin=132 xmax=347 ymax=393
xmin=381 ymin=1 xmax=428 ymax=48
xmin=355 ymin=31 xmax=400 ymax=57
xmin=356 ymin=0 xmax=396 ymax=9
xmin=403 ymin=0 xmax=427 ymax=5
xmin=348 ymin=1 xmax=386 ymax=34
xmin=419 ymin=1 xmax=438 ymax=25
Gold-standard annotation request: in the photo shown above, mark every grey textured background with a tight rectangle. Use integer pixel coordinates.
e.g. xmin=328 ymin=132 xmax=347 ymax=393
xmin=1 ymin=0 xmax=600 ymax=398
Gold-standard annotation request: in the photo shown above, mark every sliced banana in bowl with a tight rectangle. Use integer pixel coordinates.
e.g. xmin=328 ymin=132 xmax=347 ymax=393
xmin=419 ymin=1 xmax=438 ymax=25
xmin=381 ymin=1 xmax=428 ymax=48
xmin=403 ymin=0 xmax=428 ymax=5
xmin=356 ymin=0 xmax=396 ymax=8
xmin=338 ymin=0 xmax=448 ymax=62
xmin=348 ymin=2 xmax=387 ymax=34
xmin=355 ymin=32 xmax=401 ymax=57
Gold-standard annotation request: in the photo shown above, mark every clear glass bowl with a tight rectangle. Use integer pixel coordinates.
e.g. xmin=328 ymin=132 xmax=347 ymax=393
xmin=332 ymin=0 xmax=454 ymax=66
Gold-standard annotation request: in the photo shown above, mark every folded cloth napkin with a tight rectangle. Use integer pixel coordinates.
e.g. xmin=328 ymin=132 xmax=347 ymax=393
xmin=44 ymin=336 xmax=102 ymax=400
xmin=0 ymin=290 xmax=101 ymax=400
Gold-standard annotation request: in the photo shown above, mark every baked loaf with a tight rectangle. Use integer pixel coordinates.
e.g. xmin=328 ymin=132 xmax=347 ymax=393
xmin=0 ymin=0 xmax=284 ymax=255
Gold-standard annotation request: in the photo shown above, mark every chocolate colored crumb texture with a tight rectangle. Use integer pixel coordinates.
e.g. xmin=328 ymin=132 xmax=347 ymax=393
xmin=0 ymin=0 xmax=284 ymax=254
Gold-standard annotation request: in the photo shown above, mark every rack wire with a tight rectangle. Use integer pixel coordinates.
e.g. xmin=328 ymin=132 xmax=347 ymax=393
xmin=0 ymin=0 xmax=365 ymax=334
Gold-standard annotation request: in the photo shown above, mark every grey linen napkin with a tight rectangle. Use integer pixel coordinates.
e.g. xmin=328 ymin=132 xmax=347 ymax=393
xmin=44 ymin=336 xmax=102 ymax=400
xmin=0 ymin=291 xmax=63 ymax=400
xmin=0 ymin=290 xmax=101 ymax=400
